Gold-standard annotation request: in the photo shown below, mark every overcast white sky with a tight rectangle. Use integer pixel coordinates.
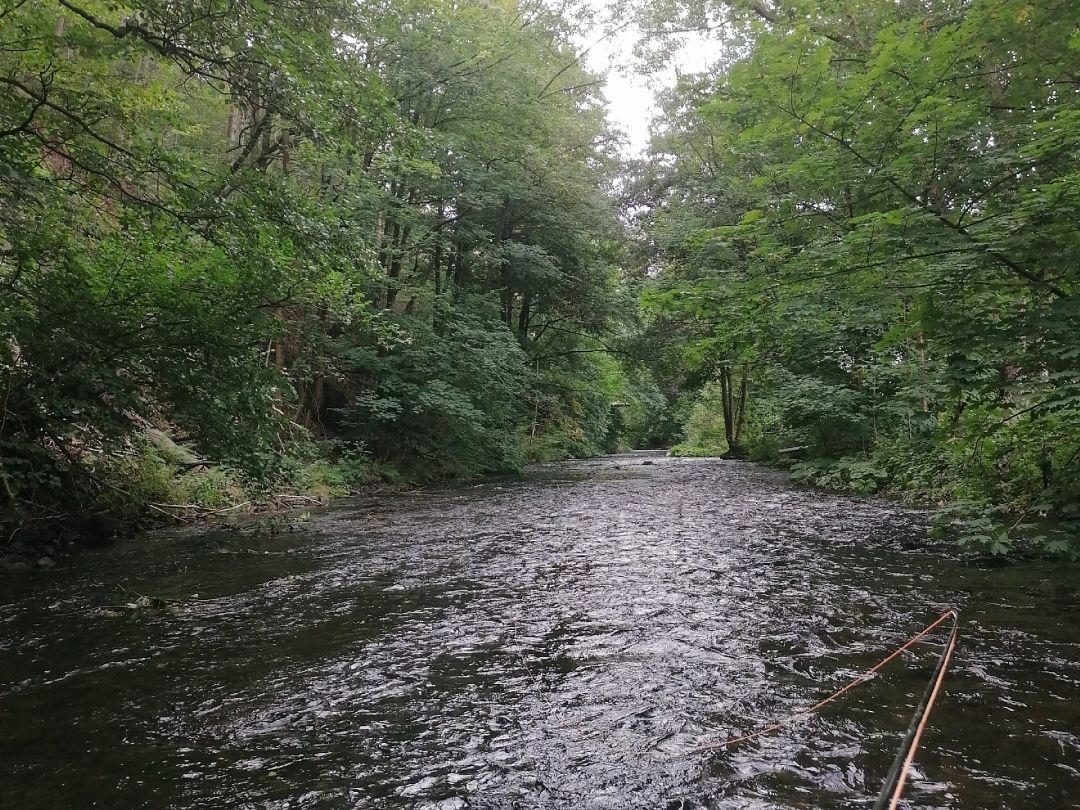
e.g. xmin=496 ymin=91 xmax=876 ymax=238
xmin=576 ymin=8 xmax=714 ymax=155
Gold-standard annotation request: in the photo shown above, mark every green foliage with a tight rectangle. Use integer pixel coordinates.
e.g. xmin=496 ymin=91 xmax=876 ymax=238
xmin=631 ymin=0 xmax=1080 ymax=557
xmin=670 ymin=382 xmax=729 ymax=456
xmin=527 ymin=363 xmax=613 ymax=461
xmin=176 ymin=468 xmax=241 ymax=510
xmin=791 ymin=458 xmax=890 ymax=496
xmin=0 ymin=0 xmax=640 ymax=538
xmin=614 ymin=369 xmax=669 ymax=451
xmin=100 ymin=444 xmax=178 ymax=518
xmin=336 ymin=311 xmax=529 ymax=479
xmin=668 ymin=443 xmax=723 ymax=458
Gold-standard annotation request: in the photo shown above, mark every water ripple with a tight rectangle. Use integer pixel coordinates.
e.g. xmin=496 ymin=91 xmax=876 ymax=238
xmin=1 ymin=454 xmax=1078 ymax=809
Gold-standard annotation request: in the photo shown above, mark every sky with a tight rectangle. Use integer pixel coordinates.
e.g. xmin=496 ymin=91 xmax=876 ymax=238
xmin=577 ymin=9 xmax=715 ymax=155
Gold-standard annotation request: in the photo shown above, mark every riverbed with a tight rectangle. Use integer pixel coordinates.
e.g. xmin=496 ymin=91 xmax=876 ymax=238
xmin=2 ymin=454 xmax=1078 ymax=808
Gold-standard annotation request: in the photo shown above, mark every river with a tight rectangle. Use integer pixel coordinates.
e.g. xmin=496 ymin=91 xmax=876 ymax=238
xmin=1 ymin=453 xmax=1079 ymax=809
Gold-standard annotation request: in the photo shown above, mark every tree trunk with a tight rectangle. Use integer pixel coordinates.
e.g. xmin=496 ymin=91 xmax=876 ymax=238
xmin=451 ymin=243 xmax=465 ymax=302
xmin=733 ymin=369 xmax=748 ymax=446
xmin=226 ymin=105 xmax=240 ymax=145
xmin=517 ymin=294 xmax=531 ymax=336
xmin=273 ymin=306 xmax=285 ymax=372
xmin=494 ymin=196 xmax=511 ymax=324
xmin=385 ymin=222 xmax=409 ymax=309
xmin=502 ymin=273 xmax=513 ymax=326
xmin=313 ymin=375 xmax=325 ymax=426
xmin=280 ymin=130 xmax=291 ymax=176
xmin=433 ymin=245 xmax=443 ymax=298
xmin=721 ymin=368 xmax=733 ymax=443
xmin=917 ymin=331 xmax=928 ymax=412
xmin=432 ymin=202 xmax=444 ymax=300
xmin=720 ymin=364 xmax=748 ymax=458
xmin=374 ymin=210 xmax=385 ymax=250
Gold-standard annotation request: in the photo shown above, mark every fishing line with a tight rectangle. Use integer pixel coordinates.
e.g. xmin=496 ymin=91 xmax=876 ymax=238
xmin=683 ymin=610 xmax=958 ymax=754
xmin=681 ymin=609 xmax=960 ymax=807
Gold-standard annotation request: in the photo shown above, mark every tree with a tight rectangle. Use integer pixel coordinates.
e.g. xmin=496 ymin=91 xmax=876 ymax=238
xmin=0 ymin=0 xmax=638 ymax=534
xmin=633 ymin=0 xmax=1080 ymax=552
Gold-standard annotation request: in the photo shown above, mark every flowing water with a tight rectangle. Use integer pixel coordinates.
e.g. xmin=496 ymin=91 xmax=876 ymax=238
xmin=2 ymin=454 xmax=1079 ymax=809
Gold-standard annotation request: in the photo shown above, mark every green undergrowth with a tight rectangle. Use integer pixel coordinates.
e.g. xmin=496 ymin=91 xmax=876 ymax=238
xmin=666 ymin=392 xmax=1080 ymax=559
xmin=784 ymin=438 xmax=1080 ymax=559
xmin=1 ymin=434 xmax=393 ymax=553
xmin=110 ymin=437 xmax=385 ymax=514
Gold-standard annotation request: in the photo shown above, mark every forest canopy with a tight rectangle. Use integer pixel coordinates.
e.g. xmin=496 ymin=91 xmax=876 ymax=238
xmin=631 ymin=0 xmax=1080 ymax=554
xmin=2 ymin=0 xmax=1079 ymax=556
xmin=1 ymin=0 xmax=662 ymax=527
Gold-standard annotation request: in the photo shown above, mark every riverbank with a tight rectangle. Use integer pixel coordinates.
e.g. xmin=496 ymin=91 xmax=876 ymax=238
xmin=0 ymin=444 xmax=1019 ymax=574
xmin=0 ymin=492 xmax=334 ymax=574
xmin=667 ymin=439 xmax=1080 ymax=558
xmin=1 ymin=435 xmax=392 ymax=572
xmin=0 ymin=436 xmax=623 ymax=573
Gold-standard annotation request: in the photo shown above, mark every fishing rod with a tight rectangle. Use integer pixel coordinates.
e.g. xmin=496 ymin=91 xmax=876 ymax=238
xmin=873 ymin=608 xmax=960 ymax=810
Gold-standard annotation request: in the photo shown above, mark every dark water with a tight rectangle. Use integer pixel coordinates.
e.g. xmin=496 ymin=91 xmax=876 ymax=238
xmin=2 ymin=454 xmax=1079 ymax=809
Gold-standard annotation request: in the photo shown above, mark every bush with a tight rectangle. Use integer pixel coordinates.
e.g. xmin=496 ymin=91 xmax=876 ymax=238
xmin=335 ymin=310 xmax=528 ymax=479
xmin=176 ymin=468 xmax=243 ymax=509
xmin=790 ymin=456 xmax=890 ymax=495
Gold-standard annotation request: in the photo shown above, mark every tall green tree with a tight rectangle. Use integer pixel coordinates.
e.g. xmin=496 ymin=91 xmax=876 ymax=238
xmin=634 ymin=0 xmax=1080 ymax=551
xmin=0 ymin=0 xmax=638 ymax=531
